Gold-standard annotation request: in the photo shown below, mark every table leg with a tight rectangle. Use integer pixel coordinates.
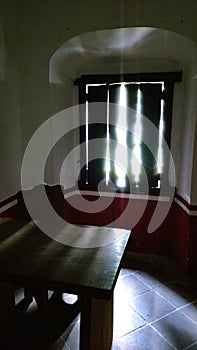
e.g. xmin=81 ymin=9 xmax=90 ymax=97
xmin=33 ymin=289 xmax=49 ymax=315
xmin=24 ymin=288 xmax=33 ymax=304
xmin=0 ymin=282 xmax=15 ymax=328
xmin=80 ymin=295 xmax=113 ymax=350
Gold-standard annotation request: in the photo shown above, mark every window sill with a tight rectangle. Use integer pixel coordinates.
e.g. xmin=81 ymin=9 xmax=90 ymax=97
xmin=66 ymin=184 xmax=174 ymax=202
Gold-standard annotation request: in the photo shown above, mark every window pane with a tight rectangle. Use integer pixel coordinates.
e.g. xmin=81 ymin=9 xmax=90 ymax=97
xmin=80 ymin=85 xmax=107 ymax=187
xmin=140 ymin=84 xmax=162 ymax=188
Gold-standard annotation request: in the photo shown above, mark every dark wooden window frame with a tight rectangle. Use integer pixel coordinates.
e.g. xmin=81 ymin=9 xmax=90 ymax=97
xmin=74 ymin=72 xmax=182 ymax=194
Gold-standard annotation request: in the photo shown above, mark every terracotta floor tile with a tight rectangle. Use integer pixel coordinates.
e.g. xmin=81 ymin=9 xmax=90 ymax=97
xmin=186 ymin=342 xmax=197 ymax=349
xmin=114 ymin=299 xmax=145 ymax=338
xmin=111 ymin=340 xmax=124 ymax=350
xmin=133 ymin=270 xmax=171 ymax=289
xmin=130 ymin=290 xmax=175 ymax=322
xmin=115 ymin=273 xmax=150 ymax=300
xmin=155 ymin=282 xmax=197 ymax=308
xmin=181 ymin=301 xmax=197 ymax=324
xmin=49 ymin=337 xmax=69 ymax=350
xmin=119 ymin=267 xmax=134 ymax=278
xmin=152 ymin=310 xmax=197 ymax=349
xmin=118 ymin=325 xmax=174 ymax=350
xmin=62 ymin=320 xmax=80 ymax=350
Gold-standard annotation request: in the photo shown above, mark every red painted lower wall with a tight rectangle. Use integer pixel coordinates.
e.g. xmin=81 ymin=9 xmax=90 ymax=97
xmin=64 ymin=194 xmax=175 ymax=256
xmin=64 ymin=193 xmax=196 ymax=276
xmin=188 ymin=215 xmax=197 ymax=276
xmin=173 ymin=199 xmax=197 ymax=277
xmin=113 ymin=197 xmax=175 ymax=256
xmin=1 ymin=191 xmax=196 ymax=276
xmin=173 ymin=202 xmax=190 ymax=271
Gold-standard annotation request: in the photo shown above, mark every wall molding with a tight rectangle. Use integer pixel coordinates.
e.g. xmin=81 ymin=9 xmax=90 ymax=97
xmin=64 ymin=188 xmax=171 ymax=202
xmin=2 ymin=189 xmax=197 ymax=217
xmin=64 ymin=188 xmax=197 ymax=216
xmin=0 ymin=194 xmax=17 ymax=214
xmin=174 ymin=194 xmax=197 ymax=216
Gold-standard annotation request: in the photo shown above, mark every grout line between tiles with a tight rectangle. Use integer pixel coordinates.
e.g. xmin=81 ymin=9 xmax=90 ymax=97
xmin=119 ymin=271 xmax=136 ymax=279
xmin=115 ymin=324 xmax=148 ymax=341
xmin=114 ymin=340 xmax=125 ymax=350
xmin=183 ymin=340 xmax=197 ymax=350
xmin=60 ymin=335 xmax=70 ymax=350
xmin=149 ymin=323 xmax=177 ymax=350
xmin=153 ymin=287 xmax=185 ymax=308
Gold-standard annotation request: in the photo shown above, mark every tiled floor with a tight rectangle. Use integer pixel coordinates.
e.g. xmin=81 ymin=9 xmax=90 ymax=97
xmin=0 ymin=252 xmax=197 ymax=350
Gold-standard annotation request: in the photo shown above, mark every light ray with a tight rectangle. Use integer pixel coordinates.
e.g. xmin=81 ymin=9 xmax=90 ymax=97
xmin=115 ymin=83 xmax=128 ymax=188
xmin=105 ymin=87 xmax=110 ymax=185
xmin=157 ymin=83 xmax=165 ymax=179
xmin=131 ymin=86 xmax=142 ymax=186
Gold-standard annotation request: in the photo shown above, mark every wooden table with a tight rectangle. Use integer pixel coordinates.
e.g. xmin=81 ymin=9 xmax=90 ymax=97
xmin=0 ymin=217 xmax=130 ymax=350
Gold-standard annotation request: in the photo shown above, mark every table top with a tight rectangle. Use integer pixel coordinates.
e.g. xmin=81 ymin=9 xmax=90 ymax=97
xmin=0 ymin=218 xmax=130 ymax=299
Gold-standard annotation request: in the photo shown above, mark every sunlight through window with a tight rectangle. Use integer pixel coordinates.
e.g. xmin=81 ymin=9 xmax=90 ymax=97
xmin=105 ymin=88 xmax=110 ymax=185
xmin=115 ymin=83 xmax=128 ymax=188
xmin=85 ymin=100 xmax=89 ymax=184
xmin=157 ymin=83 xmax=165 ymax=178
xmin=79 ymin=72 xmax=179 ymax=192
xmin=131 ymin=86 xmax=142 ymax=186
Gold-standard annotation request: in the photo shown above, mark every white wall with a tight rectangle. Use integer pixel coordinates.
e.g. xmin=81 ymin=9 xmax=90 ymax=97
xmin=177 ymin=62 xmax=197 ymax=203
xmin=0 ymin=5 xmax=22 ymax=201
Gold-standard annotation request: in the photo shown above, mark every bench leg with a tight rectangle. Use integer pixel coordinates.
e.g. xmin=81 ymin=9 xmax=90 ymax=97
xmin=80 ymin=295 xmax=113 ymax=350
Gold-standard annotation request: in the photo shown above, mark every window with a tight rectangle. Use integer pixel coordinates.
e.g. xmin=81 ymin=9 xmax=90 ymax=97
xmin=75 ymin=72 xmax=182 ymax=194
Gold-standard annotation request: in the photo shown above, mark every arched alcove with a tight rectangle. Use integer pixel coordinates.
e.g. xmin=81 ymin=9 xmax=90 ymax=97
xmin=50 ymin=27 xmax=196 ymax=85
xmin=49 ymin=27 xmax=197 ymax=204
